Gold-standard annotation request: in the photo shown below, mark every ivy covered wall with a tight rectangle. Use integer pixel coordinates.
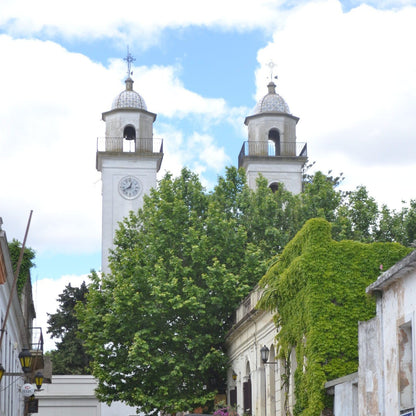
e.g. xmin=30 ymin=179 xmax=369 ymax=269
xmin=8 ymin=239 xmax=35 ymax=296
xmin=259 ymin=218 xmax=413 ymax=416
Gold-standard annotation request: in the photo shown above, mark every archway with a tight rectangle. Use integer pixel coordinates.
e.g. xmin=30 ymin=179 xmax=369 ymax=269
xmin=123 ymin=125 xmax=136 ymax=140
xmin=269 ymin=182 xmax=279 ymax=193
xmin=268 ymin=128 xmax=280 ymax=156
xmin=243 ymin=361 xmax=252 ymax=415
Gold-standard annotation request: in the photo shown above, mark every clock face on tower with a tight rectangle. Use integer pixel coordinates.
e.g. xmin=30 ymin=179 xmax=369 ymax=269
xmin=118 ymin=176 xmax=142 ymax=199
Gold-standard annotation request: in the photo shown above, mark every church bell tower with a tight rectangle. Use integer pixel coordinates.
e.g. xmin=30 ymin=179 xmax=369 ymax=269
xmin=96 ymin=52 xmax=163 ymax=273
xmin=239 ymin=66 xmax=307 ymax=194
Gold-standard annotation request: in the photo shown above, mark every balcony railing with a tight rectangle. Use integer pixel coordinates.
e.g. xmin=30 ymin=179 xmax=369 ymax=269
xmin=30 ymin=327 xmax=43 ymax=353
xmin=238 ymin=141 xmax=307 ymax=167
xmin=29 ymin=326 xmax=44 ymax=371
xmin=97 ymin=137 xmax=163 ymax=154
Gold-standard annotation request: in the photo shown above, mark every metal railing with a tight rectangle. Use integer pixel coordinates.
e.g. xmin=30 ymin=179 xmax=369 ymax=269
xmin=97 ymin=137 xmax=163 ymax=154
xmin=29 ymin=327 xmax=43 ymax=353
xmin=238 ymin=141 xmax=307 ymax=167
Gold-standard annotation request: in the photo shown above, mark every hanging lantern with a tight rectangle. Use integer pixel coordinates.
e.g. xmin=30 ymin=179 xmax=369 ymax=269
xmin=34 ymin=371 xmax=44 ymax=390
xmin=18 ymin=348 xmax=32 ymax=373
xmin=0 ymin=363 xmax=5 ymax=383
xmin=260 ymin=345 xmax=270 ymax=364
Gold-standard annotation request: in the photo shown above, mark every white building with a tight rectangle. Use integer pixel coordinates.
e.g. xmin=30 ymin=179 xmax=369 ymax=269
xmin=358 ymin=249 xmax=416 ymax=416
xmin=225 ymin=287 xmax=296 ymax=416
xmin=36 ymin=375 xmax=138 ymax=416
xmin=0 ymin=217 xmax=42 ymax=416
xmin=96 ymin=68 xmax=163 ymax=273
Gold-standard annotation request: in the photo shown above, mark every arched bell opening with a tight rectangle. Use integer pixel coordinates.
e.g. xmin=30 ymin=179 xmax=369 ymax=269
xmin=123 ymin=125 xmax=136 ymax=140
xmin=268 ymin=128 xmax=280 ymax=156
xmin=269 ymin=182 xmax=279 ymax=193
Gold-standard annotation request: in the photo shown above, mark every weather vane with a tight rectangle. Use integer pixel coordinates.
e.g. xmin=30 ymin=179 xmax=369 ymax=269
xmin=267 ymin=60 xmax=277 ymax=82
xmin=124 ymin=46 xmax=136 ymax=78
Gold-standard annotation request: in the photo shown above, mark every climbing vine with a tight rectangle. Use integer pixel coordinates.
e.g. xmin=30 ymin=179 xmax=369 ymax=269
xmin=259 ymin=218 xmax=413 ymax=416
xmin=8 ymin=239 xmax=35 ymax=296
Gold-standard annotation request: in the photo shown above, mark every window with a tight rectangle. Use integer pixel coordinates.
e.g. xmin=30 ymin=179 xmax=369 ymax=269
xmin=268 ymin=129 xmax=280 ymax=156
xmin=399 ymin=322 xmax=414 ymax=411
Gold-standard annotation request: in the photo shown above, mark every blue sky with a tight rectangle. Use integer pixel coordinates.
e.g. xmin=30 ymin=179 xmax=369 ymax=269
xmin=0 ymin=0 xmax=415 ymax=350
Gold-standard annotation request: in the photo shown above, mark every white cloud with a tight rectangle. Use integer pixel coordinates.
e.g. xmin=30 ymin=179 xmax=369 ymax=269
xmin=255 ymin=0 xmax=416 ymax=208
xmin=0 ymin=35 xmax=241 ymax=256
xmin=131 ymin=64 xmax=228 ymax=119
xmin=0 ymin=0 xmax=288 ymax=46
xmin=32 ymin=274 xmax=91 ymax=352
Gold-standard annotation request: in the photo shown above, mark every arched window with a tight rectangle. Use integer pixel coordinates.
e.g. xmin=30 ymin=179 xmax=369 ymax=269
xmin=269 ymin=182 xmax=279 ymax=193
xmin=123 ymin=125 xmax=136 ymax=140
xmin=268 ymin=128 xmax=280 ymax=156
xmin=243 ymin=361 xmax=252 ymax=415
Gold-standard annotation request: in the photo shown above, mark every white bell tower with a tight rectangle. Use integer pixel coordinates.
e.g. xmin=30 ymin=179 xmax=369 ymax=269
xmin=239 ymin=66 xmax=307 ymax=194
xmin=97 ymin=52 xmax=163 ymax=273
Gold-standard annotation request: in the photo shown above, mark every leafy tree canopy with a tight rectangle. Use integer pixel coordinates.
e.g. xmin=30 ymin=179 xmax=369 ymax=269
xmin=78 ymin=166 xmax=416 ymax=414
xmin=47 ymin=281 xmax=91 ymax=374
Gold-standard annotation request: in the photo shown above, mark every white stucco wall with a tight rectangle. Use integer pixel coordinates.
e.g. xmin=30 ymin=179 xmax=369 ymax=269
xmin=0 ymin=224 xmax=31 ymax=416
xmin=226 ymin=287 xmax=295 ymax=416
xmin=244 ymin=159 xmax=304 ymax=194
xmin=359 ymin=250 xmax=416 ymax=416
xmin=36 ymin=375 xmax=139 ymax=416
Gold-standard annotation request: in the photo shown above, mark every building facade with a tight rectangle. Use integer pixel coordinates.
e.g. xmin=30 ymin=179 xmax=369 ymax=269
xmin=225 ymin=287 xmax=296 ymax=416
xmin=36 ymin=375 xmax=138 ymax=416
xmin=0 ymin=218 xmax=41 ymax=416
xmin=358 ymin=250 xmax=416 ymax=416
xmin=97 ymin=72 xmax=163 ymax=273
xmin=238 ymin=80 xmax=307 ymax=193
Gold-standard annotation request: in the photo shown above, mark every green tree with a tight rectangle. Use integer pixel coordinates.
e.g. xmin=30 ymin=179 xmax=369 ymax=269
xmin=78 ymin=166 xmax=416 ymax=414
xmin=47 ymin=282 xmax=91 ymax=374
xmin=78 ymin=169 xmax=254 ymax=415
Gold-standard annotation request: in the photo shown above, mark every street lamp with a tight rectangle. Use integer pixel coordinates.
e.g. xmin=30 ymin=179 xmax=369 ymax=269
xmin=0 ymin=363 xmax=4 ymax=383
xmin=261 ymin=345 xmax=270 ymax=364
xmin=261 ymin=345 xmax=269 ymax=416
xmin=18 ymin=348 xmax=33 ymax=373
xmin=34 ymin=371 xmax=44 ymax=390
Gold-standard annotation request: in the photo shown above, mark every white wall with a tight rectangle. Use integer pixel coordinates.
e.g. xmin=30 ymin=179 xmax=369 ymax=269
xmin=0 ymin=224 xmax=30 ymax=416
xmin=359 ymin=250 xmax=416 ymax=416
xmin=37 ymin=375 xmax=139 ymax=416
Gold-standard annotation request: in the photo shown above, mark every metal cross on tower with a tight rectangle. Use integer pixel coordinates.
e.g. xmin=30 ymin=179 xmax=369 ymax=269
xmin=267 ymin=60 xmax=277 ymax=81
xmin=124 ymin=46 xmax=136 ymax=78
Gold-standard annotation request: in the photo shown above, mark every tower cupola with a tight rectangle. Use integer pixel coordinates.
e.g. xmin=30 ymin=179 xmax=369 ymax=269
xmin=238 ymin=63 xmax=307 ymax=194
xmin=111 ymin=77 xmax=148 ymax=111
xmin=254 ymin=81 xmax=290 ymax=114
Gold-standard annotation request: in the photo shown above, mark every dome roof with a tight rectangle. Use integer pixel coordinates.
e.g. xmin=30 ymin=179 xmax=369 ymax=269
xmin=254 ymin=81 xmax=290 ymax=114
xmin=111 ymin=77 xmax=147 ymax=111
